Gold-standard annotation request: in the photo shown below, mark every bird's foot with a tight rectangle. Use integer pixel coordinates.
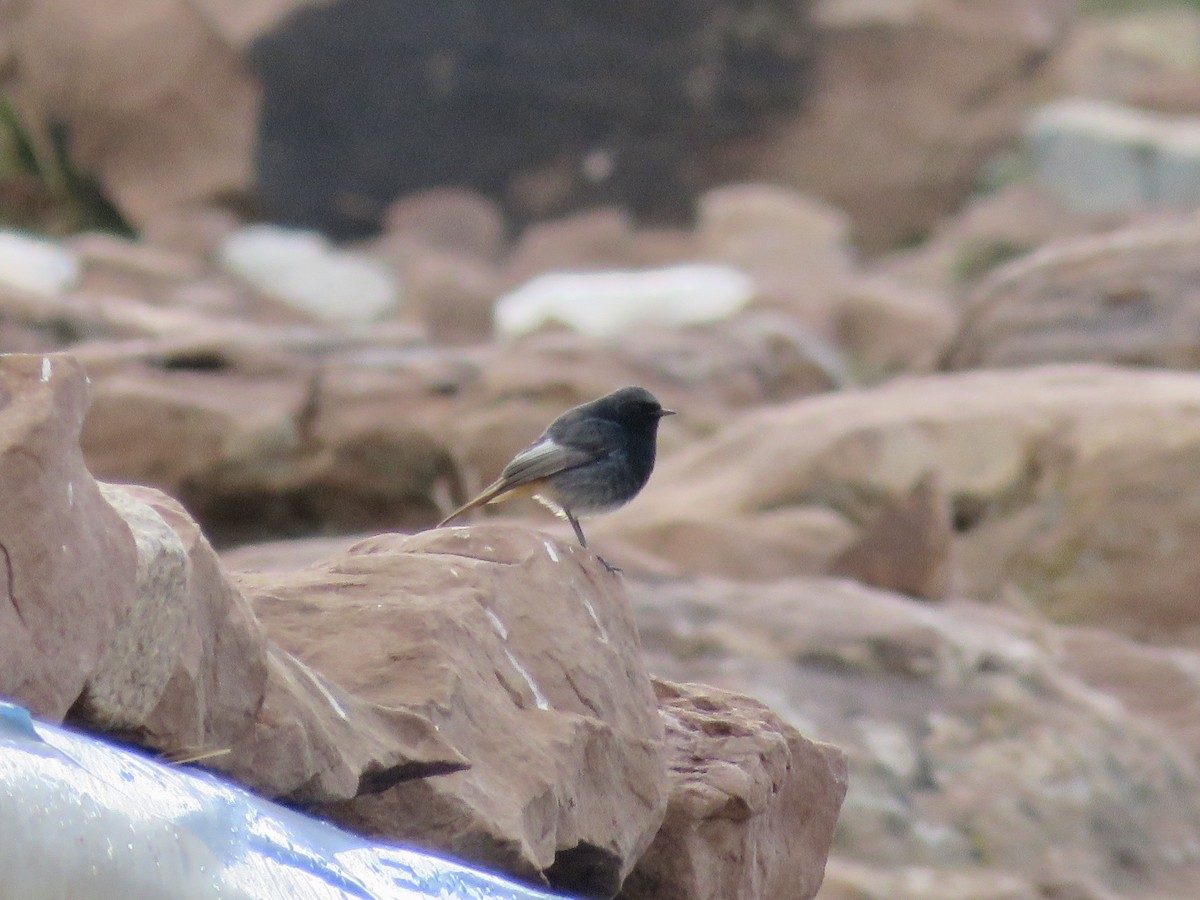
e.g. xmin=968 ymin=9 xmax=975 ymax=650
xmin=598 ymin=556 xmax=622 ymax=575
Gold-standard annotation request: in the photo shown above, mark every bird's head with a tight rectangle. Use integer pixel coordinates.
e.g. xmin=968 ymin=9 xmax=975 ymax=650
xmin=605 ymin=386 xmax=675 ymax=423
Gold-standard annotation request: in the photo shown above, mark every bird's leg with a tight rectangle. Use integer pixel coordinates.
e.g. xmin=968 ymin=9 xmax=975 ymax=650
xmin=566 ymin=510 xmax=589 ymax=548
xmin=566 ymin=510 xmax=620 ymax=574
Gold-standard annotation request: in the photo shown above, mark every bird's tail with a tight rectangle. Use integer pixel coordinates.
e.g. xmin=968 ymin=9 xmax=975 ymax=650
xmin=436 ymin=479 xmax=507 ymax=527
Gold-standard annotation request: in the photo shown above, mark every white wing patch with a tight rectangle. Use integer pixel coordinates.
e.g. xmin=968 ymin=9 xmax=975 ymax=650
xmin=501 ymin=437 xmax=592 ymax=486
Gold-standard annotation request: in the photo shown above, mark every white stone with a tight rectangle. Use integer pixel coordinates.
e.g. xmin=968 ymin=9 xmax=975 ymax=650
xmin=219 ymin=225 xmax=400 ymax=323
xmin=494 ymin=264 xmax=755 ymax=338
xmin=1027 ymin=99 xmax=1200 ymax=214
xmin=0 ymin=231 xmax=80 ymax=296
xmin=813 ymin=0 xmax=924 ymax=28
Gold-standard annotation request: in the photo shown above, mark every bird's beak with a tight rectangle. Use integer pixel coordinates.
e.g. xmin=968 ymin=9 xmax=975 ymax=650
xmin=658 ymin=408 xmax=676 ymax=417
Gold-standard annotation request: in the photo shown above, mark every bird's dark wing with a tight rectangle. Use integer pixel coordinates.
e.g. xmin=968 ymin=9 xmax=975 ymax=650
xmin=498 ymin=435 xmax=598 ymax=486
xmin=437 ymin=430 xmax=609 ymax=526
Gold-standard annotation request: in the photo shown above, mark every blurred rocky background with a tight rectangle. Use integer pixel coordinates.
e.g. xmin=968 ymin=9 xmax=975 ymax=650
xmin=4 ymin=0 xmax=1200 ymax=897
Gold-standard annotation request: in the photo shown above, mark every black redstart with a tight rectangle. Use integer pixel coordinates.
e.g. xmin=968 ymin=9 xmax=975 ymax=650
xmin=438 ymin=386 xmax=674 ymax=572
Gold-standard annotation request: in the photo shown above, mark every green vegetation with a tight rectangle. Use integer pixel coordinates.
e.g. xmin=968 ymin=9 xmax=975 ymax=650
xmin=952 ymin=238 xmax=1031 ymax=285
xmin=1081 ymin=0 xmax=1200 ymax=13
xmin=0 ymin=97 xmax=131 ymax=236
xmin=971 ymin=150 xmax=1031 ymax=201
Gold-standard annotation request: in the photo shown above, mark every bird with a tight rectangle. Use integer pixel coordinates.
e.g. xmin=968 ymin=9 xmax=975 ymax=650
xmin=438 ymin=386 xmax=674 ymax=573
